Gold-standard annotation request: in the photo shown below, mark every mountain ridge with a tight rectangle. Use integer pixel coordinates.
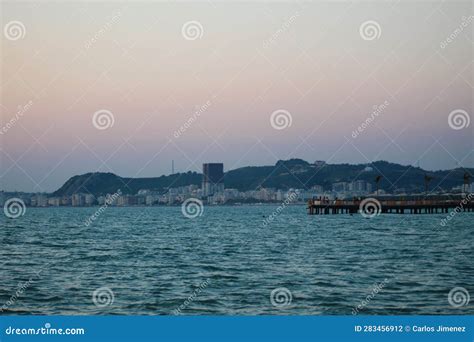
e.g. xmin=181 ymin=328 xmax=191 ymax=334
xmin=52 ymin=159 xmax=473 ymax=196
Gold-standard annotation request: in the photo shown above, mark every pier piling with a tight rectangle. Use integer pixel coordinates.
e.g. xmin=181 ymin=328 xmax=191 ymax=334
xmin=307 ymin=196 xmax=473 ymax=216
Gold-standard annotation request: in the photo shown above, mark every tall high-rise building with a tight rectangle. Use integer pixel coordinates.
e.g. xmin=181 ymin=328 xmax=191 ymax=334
xmin=202 ymin=163 xmax=224 ymax=196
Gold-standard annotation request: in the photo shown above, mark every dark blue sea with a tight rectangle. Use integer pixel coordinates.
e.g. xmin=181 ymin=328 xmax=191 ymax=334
xmin=1 ymin=206 xmax=472 ymax=315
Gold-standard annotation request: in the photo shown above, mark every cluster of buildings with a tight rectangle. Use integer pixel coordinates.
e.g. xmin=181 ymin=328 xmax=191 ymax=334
xmin=2 ymin=162 xmax=473 ymax=207
xmin=331 ymin=180 xmax=372 ymax=195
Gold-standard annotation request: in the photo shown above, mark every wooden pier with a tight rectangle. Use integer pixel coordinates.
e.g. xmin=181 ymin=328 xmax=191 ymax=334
xmin=307 ymin=196 xmax=474 ymax=215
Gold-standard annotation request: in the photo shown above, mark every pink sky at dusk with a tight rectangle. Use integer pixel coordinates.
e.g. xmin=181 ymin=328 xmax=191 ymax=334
xmin=1 ymin=1 xmax=473 ymax=192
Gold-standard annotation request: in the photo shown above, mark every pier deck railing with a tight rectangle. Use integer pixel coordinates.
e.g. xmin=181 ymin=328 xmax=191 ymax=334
xmin=307 ymin=196 xmax=473 ymax=215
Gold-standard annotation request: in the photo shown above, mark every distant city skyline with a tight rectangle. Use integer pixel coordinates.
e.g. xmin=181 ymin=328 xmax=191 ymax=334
xmin=2 ymin=157 xmax=471 ymax=196
xmin=1 ymin=156 xmax=473 ymax=193
xmin=1 ymin=1 xmax=472 ymax=192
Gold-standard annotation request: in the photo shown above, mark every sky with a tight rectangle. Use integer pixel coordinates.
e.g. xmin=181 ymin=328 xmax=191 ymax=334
xmin=1 ymin=1 xmax=473 ymax=192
